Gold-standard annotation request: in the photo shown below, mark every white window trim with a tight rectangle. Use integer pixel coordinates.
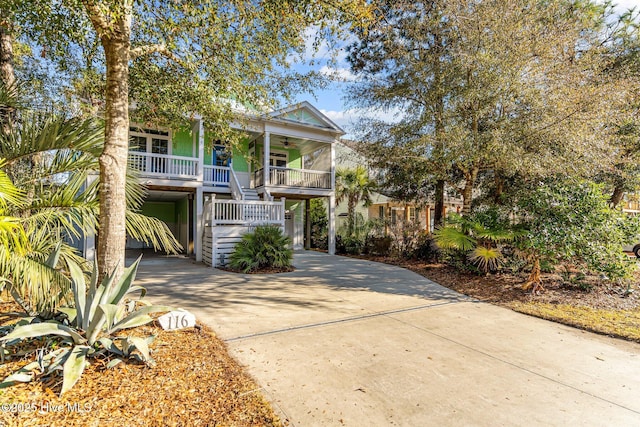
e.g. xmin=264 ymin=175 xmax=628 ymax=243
xmin=129 ymin=124 xmax=173 ymax=156
xmin=269 ymin=149 xmax=289 ymax=167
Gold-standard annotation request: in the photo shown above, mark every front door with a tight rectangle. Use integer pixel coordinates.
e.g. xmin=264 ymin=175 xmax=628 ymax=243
xmin=285 ymin=211 xmax=294 ymax=248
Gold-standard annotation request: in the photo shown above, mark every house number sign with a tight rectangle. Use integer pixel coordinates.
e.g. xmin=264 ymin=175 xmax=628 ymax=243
xmin=158 ymin=310 xmax=196 ymax=331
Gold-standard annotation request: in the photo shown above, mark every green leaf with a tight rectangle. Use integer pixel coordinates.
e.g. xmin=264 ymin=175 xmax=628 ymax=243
xmin=433 ymin=227 xmax=477 ymax=251
xmin=98 ymin=337 xmax=124 ymax=356
xmin=61 ymin=345 xmax=89 ymax=395
xmin=109 ymin=305 xmax=172 ymax=334
xmin=106 ymin=358 xmax=123 ymax=369
xmin=98 ymin=303 xmax=125 ymax=330
xmin=127 ymin=336 xmax=154 ymax=365
xmin=67 ymin=258 xmax=86 ymax=328
xmin=107 ymin=256 xmax=142 ymax=305
xmin=0 ymin=323 xmax=85 ymax=345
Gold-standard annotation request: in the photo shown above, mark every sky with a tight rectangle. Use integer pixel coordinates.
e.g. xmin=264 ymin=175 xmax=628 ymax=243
xmin=292 ymin=0 xmax=640 ymax=138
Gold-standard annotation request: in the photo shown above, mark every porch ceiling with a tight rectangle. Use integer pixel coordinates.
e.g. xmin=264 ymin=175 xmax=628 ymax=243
xmin=146 ymin=190 xmax=192 ymax=201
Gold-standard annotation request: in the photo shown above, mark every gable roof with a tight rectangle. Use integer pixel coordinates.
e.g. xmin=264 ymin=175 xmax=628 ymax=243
xmin=266 ymin=101 xmax=345 ymax=135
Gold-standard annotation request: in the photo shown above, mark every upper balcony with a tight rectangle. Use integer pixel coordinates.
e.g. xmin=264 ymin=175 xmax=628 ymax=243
xmin=254 ymin=167 xmax=331 ymax=190
xmin=128 ymin=151 xmax=231 ymax=187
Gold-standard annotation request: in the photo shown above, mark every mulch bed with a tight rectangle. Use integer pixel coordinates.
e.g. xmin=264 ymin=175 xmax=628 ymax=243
xmin=354 ymin=255 xmax=640 ymax=310
xmin=349 ymin=255 xmax=640 ymax=342
xmin=0 ymin=300 xmax=282 ymax=427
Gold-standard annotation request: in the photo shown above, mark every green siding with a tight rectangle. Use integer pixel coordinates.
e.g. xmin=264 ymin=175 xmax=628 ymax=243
xmin=232 ymin=139 xmax=249 ymax=172
xmin=288 ymin=148 xmax=302 ymax=169
xmin=141 ymin=202 xmax=176 ymax=223
xmin=203 ymin=130 xmax=213 ymax=166
xmin=254 ymin=144 xmax=301 ymax=169
xmin=172 ymin=127 xmax=194 ymax=157
xmin=175 ymin=197 xmax=188 ymax=229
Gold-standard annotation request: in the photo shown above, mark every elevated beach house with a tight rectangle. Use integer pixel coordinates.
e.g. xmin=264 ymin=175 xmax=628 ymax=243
xmin=83 ymin=101 xmax=342 ymax=266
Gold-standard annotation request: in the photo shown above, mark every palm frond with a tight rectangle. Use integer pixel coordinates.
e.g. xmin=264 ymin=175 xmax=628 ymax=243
xmin=433 ymin=226 xmax=477 ymax=251
xmin=469 ymin=246 xmax=503 ymax=274
xmin=0 ymin=160 xmax=23 ymax=208
xmin=0 ymin=115 xmax=103 ymax=165
xmin=125 ymin=211 xmax=182 ymax=254
xmin=0 ymin=245 xmax=73 ymax=314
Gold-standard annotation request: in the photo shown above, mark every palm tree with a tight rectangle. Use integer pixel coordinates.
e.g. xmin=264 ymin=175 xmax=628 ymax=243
xmin=336 ymin=165 xmax=376 ymax=236
xmin=0 ymin=82 xmax=181 ymax=315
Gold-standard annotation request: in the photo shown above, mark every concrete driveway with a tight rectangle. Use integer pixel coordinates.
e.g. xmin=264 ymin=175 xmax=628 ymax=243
xmin=136 ymin=251 xmax=640 ymax=426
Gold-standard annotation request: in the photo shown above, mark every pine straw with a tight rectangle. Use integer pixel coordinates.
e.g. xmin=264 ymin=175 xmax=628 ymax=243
xmin=0 ymin=307 xmax=282 ymax=427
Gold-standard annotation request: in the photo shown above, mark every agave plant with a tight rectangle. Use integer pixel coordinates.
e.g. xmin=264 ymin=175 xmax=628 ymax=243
xmin=0 ymin=248 xmax=171 ymax=395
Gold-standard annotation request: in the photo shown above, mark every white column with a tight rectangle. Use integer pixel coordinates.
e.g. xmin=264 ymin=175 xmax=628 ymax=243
xmin=329 ymin=194 xmax=336 ymax=255
xmin=328 ymin=141 xmax=336 ymax=255
xmin=195 ymin=187 xmax=204 ymax=262
xmin=263 ymin=131 xmax=271 ymax=186
xmin=197 ymin=119 xmax=205 ymax=184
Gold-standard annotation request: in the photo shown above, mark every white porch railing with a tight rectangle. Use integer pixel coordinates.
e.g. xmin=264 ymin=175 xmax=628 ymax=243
xmin=254 ymin=167 xmax=331 ymax=189
xmin=229 ymin=167 xmax=245 ymax=200
xmin=207 ymin=198 xmax=285 ymax=226
xmin=128 ymin=152 xmax=198 ymax=179
xmin=203 ymin=165 xmax=230 ymax=186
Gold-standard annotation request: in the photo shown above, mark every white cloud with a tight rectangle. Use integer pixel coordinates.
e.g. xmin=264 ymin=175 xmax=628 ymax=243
xmin=611 ymin=0 xmax=638 ymax=13
xmin=319 ymin=65 xmax=358 ymax=82
xmin=320 ymin=107 xmax=405 ymax=137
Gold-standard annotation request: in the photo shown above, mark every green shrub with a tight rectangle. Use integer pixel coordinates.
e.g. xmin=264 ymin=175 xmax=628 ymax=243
xmin=410 ymin=233 xmax=440 ymax=262
xmin=310 ymin=198 xmax=328 ymax=250
xmin=365 ymin=235 xmax=393 ymax=255
xmin=229 ymin=225 xmax=293 ymax=273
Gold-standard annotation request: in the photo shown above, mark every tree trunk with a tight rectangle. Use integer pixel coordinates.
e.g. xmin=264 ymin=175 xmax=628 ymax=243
xmin=522 ymin=256 xmax=543 ymax=294
xmin=434 ymin=179 xmax=445 ymax=227
xmin=494 ymin=173 xmax=504 ymax=205
xmin=0 ymin=21 xmax=15 ymax=134
xmin=95 ymin=16 xmax=132 ymax=281
xmin=609 ymin=184 xmax=624 ymax=208
xmin=461 ymin=168 xmax=478 ymax=216
xmin=347 ymin=197 xmax=355 ymax=236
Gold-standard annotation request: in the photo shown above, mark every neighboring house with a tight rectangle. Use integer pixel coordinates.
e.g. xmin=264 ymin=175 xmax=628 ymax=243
xmin=334 ymin=141 xmax=462 ymax=233
xmin=85 ymin=101 xmax=343 ymax=266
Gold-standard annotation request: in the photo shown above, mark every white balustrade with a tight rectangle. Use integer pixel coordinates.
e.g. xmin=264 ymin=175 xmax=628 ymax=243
xmin=128 ymin=152 xmax=198 ymax=179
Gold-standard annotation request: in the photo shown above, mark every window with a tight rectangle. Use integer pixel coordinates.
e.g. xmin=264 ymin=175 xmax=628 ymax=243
xmin=213 ymin=145 xmax=230 ymax=167
xmin=408 ymin=207 xmax=416 ymax=222
xmin=129 ymin=126 xmax=171 ymax=155
xmin=270 ymin=151 xmax=288 ymax=167
xmin=391 ymin=209 xmax=398 ymax=225
xmin=378 ymin=205 xmax=384 ymax=219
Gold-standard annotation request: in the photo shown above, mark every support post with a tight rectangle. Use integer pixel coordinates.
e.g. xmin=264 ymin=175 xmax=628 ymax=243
xmin=305 ymin=199 xmax=311 ymax=250
xmin=197 ymin=118 xmax=205 ymax=183
xmin=195 ymin=187 xmax=203 ymax=262
xmin=329 ymin=195 xmax=336 ymax=255
xmin=264 ymin=131 xmax=271 ymax=186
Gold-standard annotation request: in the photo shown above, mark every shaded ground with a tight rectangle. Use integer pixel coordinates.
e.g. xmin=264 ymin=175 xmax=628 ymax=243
xmin=0 ymin=299 xmax=282 ymax=427
xmin=350 ymin=255 xmax=640 ymax=342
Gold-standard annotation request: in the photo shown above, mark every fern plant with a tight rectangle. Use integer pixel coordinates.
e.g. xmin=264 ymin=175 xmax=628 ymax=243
xmin=229 ymin=225 xmax=293 ymax=273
